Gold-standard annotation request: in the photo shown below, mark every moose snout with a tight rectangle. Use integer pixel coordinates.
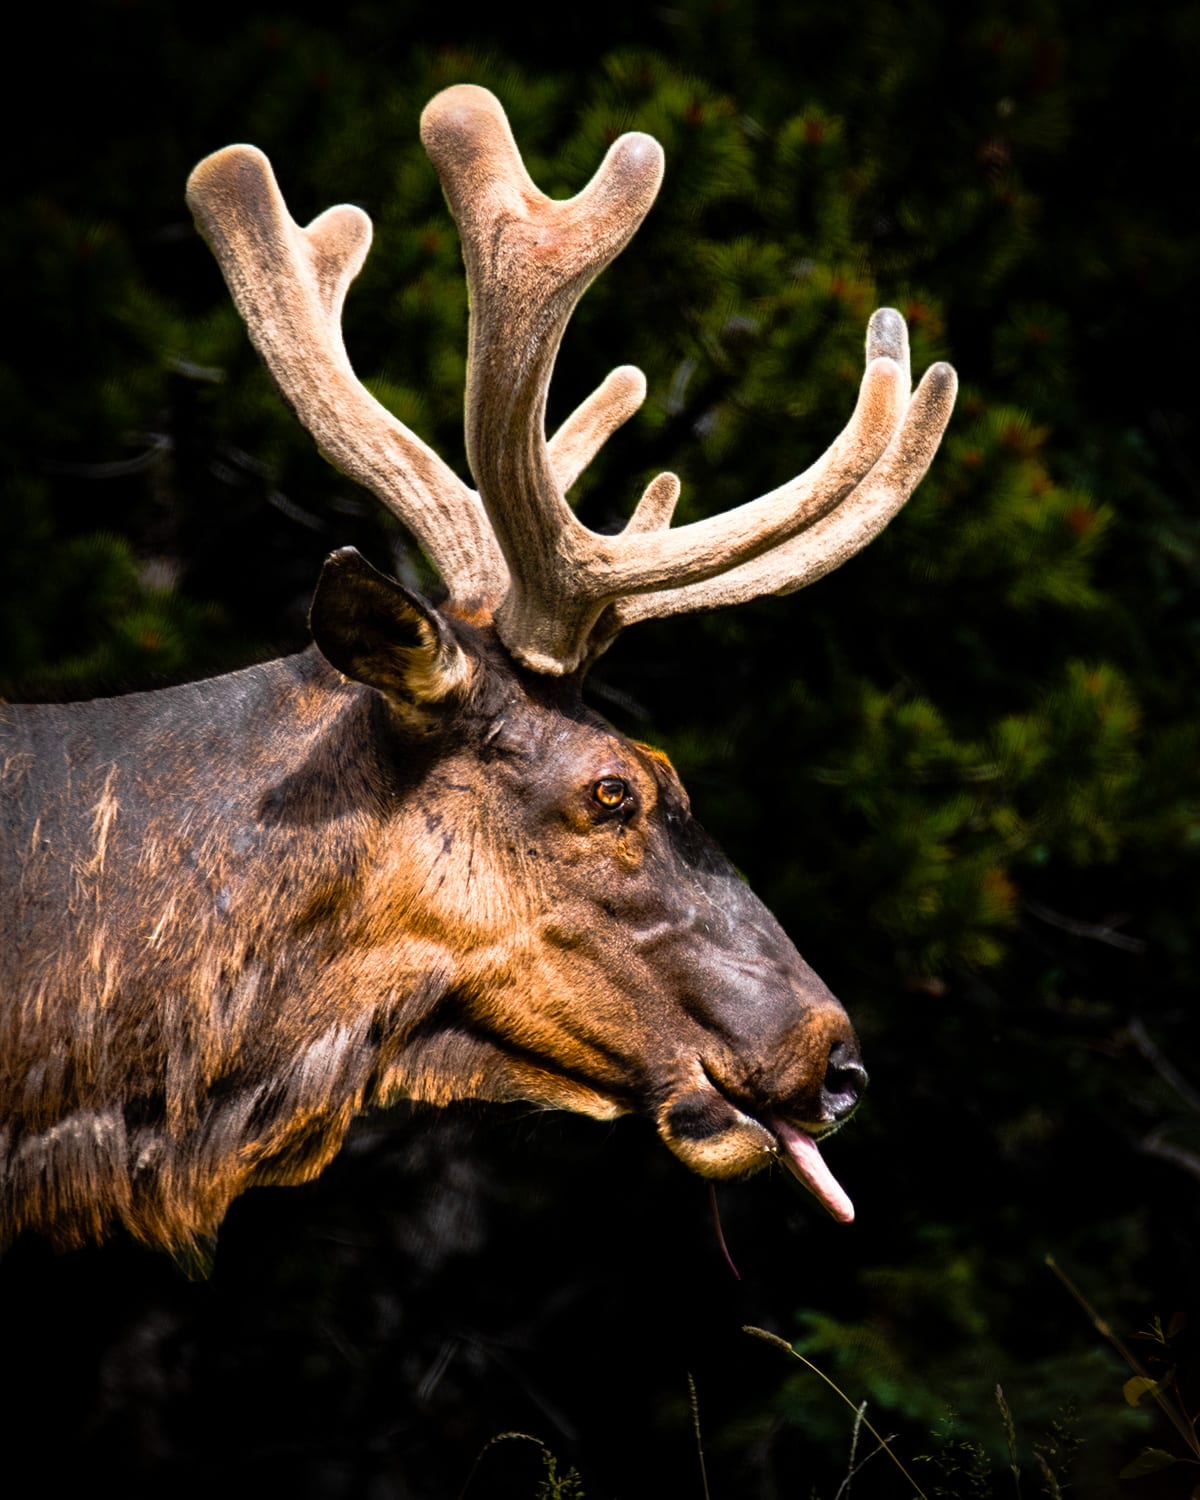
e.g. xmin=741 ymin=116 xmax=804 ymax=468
xmin=820 ymin=1036 xmax=868 ymax=1125
xmin=762 ymin=1005 xmax=867 ymax=1132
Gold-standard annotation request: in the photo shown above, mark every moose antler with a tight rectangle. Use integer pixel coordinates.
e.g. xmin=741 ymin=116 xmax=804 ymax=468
xmin=187 ymin=84 xmax=957 ymax=675
xmin=185 ymin=142 xmax=508 ymax=609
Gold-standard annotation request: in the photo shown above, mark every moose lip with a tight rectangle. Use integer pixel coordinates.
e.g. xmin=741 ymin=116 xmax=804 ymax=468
xmin=689 ymin=1067 xmax=855 ymax=1224
xmin=771 ymin=1117 xmax=856 ymax=1224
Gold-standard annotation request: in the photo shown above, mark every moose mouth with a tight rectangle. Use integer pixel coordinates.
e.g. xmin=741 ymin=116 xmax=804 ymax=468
xmin=468 ymin=1040 xmax=857 ymax=1222
xmin=656 ymin=1076 xmax=856 ymax=1223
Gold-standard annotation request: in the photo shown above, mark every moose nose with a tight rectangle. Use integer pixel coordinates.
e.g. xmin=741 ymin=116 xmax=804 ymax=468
xmin=821 ymin=1038 xmax=868 ymax=1123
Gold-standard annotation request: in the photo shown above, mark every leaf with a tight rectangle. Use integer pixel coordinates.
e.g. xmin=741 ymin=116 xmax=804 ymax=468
xmin=1119 ymin=1448 xmax=1178 ymax=1479
xmin=1123 ymin=1376 xmax=1162 ymax=1407
xmin=1168 ymin=1310 xmax=1188 ymax=1338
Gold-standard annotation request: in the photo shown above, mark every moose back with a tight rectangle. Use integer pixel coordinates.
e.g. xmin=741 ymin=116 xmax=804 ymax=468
xmin=0 ymin=86 xmax=956 ymax=1254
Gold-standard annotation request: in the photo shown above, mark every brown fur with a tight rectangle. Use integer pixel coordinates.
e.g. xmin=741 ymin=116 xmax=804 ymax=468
xmin=1 ymin=586 xmax=863 ymax=1254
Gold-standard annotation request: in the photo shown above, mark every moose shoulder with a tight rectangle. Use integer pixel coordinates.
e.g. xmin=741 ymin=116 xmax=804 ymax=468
xmin=0 ymin=86 xmax=956 ymax=1254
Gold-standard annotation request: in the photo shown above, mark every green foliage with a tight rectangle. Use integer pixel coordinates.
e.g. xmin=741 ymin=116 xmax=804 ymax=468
xmin=779 ymin=1278 xmax=1147 ymax=1484
xmin=535 ymin=1451 xmax=587 ymax=1500
xmin=916 ymin=1408 xmax=993 ymax=1499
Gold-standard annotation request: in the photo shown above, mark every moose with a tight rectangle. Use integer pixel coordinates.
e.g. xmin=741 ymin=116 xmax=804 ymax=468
xmin=0 ymin=86 xmax=956 ymax=1255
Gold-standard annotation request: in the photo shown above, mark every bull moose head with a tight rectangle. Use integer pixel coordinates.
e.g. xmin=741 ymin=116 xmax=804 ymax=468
xmin=0 ymin=86 xmax=956 ymax=1253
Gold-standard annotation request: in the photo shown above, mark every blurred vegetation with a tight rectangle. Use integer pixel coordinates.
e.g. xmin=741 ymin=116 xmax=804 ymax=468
xmin=1 ymin=1 xmax=1197 ymax=1496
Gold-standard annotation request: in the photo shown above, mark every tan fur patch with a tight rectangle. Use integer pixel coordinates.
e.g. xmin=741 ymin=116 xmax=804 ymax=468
xmin=80 ymin=765 xmax=120 ymax=879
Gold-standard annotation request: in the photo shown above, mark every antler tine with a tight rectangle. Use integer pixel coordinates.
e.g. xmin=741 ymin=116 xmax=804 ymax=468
xmin=548 ymin=365 xmax=647 ymax=497
xmin=623 ymin=472 xmax=682 ymax=536
xmin=608 ymin=349 xmax=959 ymax=636
xmin=579 ymin=308 xmax=917 ymax=598
xmin=596 ymin=338 xmax=909 ymax=593
xmin=525 ymin=337 xmax=912 ymax=669
xmin=420 ymin=86 xmax=667 ymax=665
xmin=420 ymin=88 xmax=933 ymax=674
xmin=185 ymin=144 xmax=507 ymax=607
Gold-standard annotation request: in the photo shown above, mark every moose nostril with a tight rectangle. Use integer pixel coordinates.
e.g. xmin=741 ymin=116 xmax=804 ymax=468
xmin=821 ymin=1038 xmax=868 ymax=1121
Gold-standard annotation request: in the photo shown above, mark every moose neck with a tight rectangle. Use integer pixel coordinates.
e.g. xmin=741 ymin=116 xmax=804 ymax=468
xmin=0 ymin=649 xmax=457 ymax=1249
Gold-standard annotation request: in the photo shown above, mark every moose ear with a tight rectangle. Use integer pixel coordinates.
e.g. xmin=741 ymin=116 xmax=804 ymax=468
xmin=309 ymin=547 xmax=472 ymax=705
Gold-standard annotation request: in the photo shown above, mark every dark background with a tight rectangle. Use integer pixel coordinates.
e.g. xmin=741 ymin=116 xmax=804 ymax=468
xmin=2 ymin=2 xmax=1198 ymax=1495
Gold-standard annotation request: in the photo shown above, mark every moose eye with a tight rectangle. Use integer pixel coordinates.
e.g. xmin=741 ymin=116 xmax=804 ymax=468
xmin=592 ymin=776 xmax=629 ymax=810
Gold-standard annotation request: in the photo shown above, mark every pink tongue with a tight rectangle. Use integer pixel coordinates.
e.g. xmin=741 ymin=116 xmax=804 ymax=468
xmin=774 ymin=1119 xmax=855 ymax=1223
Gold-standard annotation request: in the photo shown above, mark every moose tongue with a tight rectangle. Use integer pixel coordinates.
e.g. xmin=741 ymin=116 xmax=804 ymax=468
xmin=773 ymin=1119 xmax=855 ymax=1223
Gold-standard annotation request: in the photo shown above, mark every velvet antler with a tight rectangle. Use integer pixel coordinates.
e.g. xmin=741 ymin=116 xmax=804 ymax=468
xmin=187 ymin=85 xmax=957 ymax=674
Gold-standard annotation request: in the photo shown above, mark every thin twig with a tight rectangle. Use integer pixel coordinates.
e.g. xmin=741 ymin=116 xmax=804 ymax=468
xmin=1022 ymin=897 xmax=1146 ymax=953
xmin=1127 ymin=1017 xmax=1200 ymax=1113
xmin=994 ymin=1383 xmax=1022 ymax=1498
xmin=688 ymin=1372 xmax=712 ymax=1500
xmin=834 ymin=1431 xmax=896 ymax=1500
xmin=744 ymin=1326 xmax=929 ymax=1499
xmin=833 ymin=1400 xmax=880 ymax=1500
xmin=457 ymin=1431 xmax=550 ymax=1500
xmin=849 ymin=1398 xmax=865 ymax=1475
xmin=709 ymin=1182 xmax=741 ymax=1281
xmin=1045 ymin=1256 xmax=1200 ymax=1460
xmin=1141 ymin=1133 xmax=1200 ymax=1185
